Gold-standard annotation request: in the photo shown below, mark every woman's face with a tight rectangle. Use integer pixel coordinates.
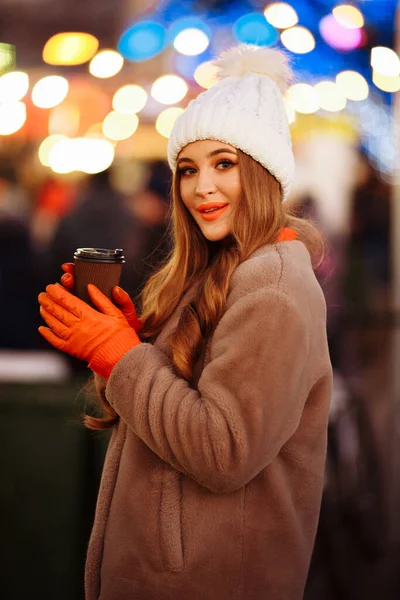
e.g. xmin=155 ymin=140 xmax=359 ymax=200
xmin=177 ymin=140 xmax=242 ymax=242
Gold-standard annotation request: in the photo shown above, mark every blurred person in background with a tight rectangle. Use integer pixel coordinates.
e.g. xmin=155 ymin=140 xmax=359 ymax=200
xmin=0 ymin=161 xmax=44 ymax=349
xmin=38 ymin=45 xmax=332 ymax=600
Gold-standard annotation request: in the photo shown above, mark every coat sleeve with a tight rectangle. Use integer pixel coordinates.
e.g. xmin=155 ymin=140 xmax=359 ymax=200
xmin=105 ymin=286 xmax=311 ymax=493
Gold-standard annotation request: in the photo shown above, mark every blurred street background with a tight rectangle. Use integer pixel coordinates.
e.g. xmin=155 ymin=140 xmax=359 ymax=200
xmin=1 ymin=1 xmax=400 ymax=598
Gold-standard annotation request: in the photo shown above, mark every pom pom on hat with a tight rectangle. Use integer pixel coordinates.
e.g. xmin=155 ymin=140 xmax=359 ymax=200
xmin=214 ymin=44 xmax=293 ymax=93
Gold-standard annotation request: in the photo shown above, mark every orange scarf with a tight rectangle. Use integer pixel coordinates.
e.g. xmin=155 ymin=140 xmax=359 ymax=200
xmin=277 ymin=227 xmax=298 ymax=242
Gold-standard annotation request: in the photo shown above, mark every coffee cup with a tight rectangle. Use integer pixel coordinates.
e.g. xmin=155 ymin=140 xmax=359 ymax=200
xmin=73 ymin=248 xmax=125 ymax=307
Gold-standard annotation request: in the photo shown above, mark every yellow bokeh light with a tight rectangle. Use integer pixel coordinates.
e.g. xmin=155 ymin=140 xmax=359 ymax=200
xmin=89 ymin=50 xmax=124 ymax=79
xmin=38 ymin=135 xmax=68 ymax=167
xmin=264 ymin=3 xmax=298 ymax=29
xmin=102 ymin=111 xmax=139 ymax=141
xmin=151 ymin=75 xmax=188 ymax=105
xmin=155 ymin=107 xmax=185 ymax=138
xmin=371 ymin=46 xmax=400 ymax=77
xmin=281 ymin=26 xmax=315 ymax=54
xmin=372 ymin=69 xmax=400 ymax=93
xmin=314 ymin=81 xmax=347 ymax=112
xmin=285 ymin=84 xmax=320 ymax=114
xmin=0 ymin=71 xmax=29 ymax=103
xmin=333 ymin=5 xmax=364 ymax=29
xmin=173 ymin=28 xmax=210 ymax=56
xmin=193 ymin=61 xmax=219 ymax=89
xmin=335 ymin=71 xmax=369 ymax=101
xmin=48 ymin=137 xmax=115 ymax=174
xmin=43 ymin=32 xmax=99 ymax=66
xmin=0 ymin=102 xmax=26 ymax=135
xmin=32 ymin=76 xmax=69 ymax=109
xmin=112 ymin=85 xmax=147 ymax=114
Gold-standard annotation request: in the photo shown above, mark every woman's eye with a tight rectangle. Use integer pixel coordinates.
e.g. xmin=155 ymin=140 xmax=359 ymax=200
xmin=216 ymin=160 xmax=234 ymax=170
xmin=179 ymin=167 xmax=196 ymax=176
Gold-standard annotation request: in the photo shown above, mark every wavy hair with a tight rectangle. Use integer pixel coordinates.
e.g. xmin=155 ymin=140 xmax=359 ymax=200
xmin=85 ymin=149 xmax=323 ymax=430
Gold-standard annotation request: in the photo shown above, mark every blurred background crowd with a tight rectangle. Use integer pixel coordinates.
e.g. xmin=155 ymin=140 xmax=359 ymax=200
xmin=1 ymin=0 xmax=400 ymax=598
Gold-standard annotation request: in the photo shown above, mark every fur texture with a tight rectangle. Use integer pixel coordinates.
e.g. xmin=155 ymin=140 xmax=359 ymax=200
xmin=214 ymin=44 xmax=293 ymax=92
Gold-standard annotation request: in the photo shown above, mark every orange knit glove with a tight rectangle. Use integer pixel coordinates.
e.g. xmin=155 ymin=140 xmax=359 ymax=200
xmin=61 ymin=262 xmax=143 ymax=332
xmin=38 ymin=283 xmax=141 ymax=379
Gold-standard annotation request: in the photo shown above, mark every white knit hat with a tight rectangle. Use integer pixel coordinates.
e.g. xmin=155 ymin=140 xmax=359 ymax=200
xmin=168 ymin=44 xmax=295 ymax=201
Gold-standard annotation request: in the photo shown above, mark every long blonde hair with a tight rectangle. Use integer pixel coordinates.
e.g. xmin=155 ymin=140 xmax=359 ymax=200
xmin=84 ymin=149 xmax=323 ymax=430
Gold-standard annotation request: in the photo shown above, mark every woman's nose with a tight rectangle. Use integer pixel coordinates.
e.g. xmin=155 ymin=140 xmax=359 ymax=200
xmin=195 ymin=171 xmax=217 ymax=198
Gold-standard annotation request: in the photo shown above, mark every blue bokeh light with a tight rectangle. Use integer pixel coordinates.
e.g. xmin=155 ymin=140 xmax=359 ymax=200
xmin=232 ymin=13 xmax=278 ymax=46
xmin=118 ymin=21 xmax=167 ymax=62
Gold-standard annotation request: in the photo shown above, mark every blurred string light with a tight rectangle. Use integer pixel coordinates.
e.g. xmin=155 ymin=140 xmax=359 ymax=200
xmin=38 ymin=134 xmax=68 ymax=166
xmin=151 ymin=75 xmax=188 ymax=104
xmin=0 ymin=43 xmax=16 ymax=75
xmin=0 ymin=71 xmax=29 ymax=102
xmin=118 ymin=21 xmax=166 ymax=62
xmin=89 ymin=50 xmax=124 ymax=78
xmin=233 ymin=13 xmax=278 ymax=46
xmin=43 ymin=32 xmax=99 ymax=66
xmin=281 ymin=26 xmax=315 ymax=54
xmin=168 ymin=16 xmax=211 ymax=41
xmin=32 ymin=76 xmax=69 ymax=109
xmin=314 ymin=81 xmax=347 ymax=112
xmin=285 ymin=83 xmax=320 ymax=114
xmin=48 ymin=137 xmax=115 ymax=174
xmin=0 ymin=101 xmax=26 ymax=135
xmin=173 ymin=29 xmax=210 ymax=56
xmin=155 ymin=107 xmax=184 ymax=138
xmin=264 ymin=3 xmax=298 ymax=29
xmin=332 ymin=5 xmax=364 ymax=29
xmin=194 ymin=60 xmax=219 ymax=89
xmin=102 ymin=111 xmax=139 ymax=140
xmin=372 ymin=70 xmax=400 ymax=93
xmin=319 ymin=14 xmax=362 ymax=51
xmin=371 ymin=46 xmax=400 ymax=77
xmin=113 ymin=85 xmax=147 ymax=114
xmin=336 ymin=71 xmax=369 ymax=101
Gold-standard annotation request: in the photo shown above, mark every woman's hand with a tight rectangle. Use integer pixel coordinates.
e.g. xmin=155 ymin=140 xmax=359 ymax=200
xmin=38 ymin=283 xmax=141 ymax=379
xmin=61 ymin=263 xmax=143 ymax=332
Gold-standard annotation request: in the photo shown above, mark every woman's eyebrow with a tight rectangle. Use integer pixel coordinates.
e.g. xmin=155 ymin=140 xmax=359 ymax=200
xmin=177 ymin=148 xmax=237 ymax=165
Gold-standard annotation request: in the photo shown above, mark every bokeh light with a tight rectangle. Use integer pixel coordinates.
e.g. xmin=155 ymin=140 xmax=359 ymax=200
xmin=372 ymin=70 xmax=400 ymax=93
xmin=151 ymin=75 xmax=188 ymax=105
xmin=336 ymin=71 xmax=369 ymax=101
xmin=319 ymin=14 xmax=362 ymax=51
xmin=89 ymin=50 xmax=124 ymax=78
xmin=168 ymin=16 xmax=211 ymax=41
xmin=371 ymin=46 xmax=400 ymax=77
xmin=194 ymin=60 xmax=219 ymax=89
xmin=118 ymin=21 xmax=166 ymax=62
xmin=32 ymin=76 xmax=69 ymax=109
xmin=0 ymin=43 xmax=16 ymax=75
xmin=314 ymin=81 xmax=347 ymax=112
xmin=155 ymin=107 xmax=184 ymax=138
xmin=48 ymin=137 xmax=115 ymax=174
xmin=173 ymin=29 xmax=210 ymax=56
xmin=285 ymin=83 xmax=320 ymax=114
xmin=0 ymin=102 xmax=27 ymax=135
xmin=0 ymin=71 xmax=29 ymax=103
xmin=113 ymin=85 xmax=148 ymax=115
xmin=43 ymin=32 xmax=99 ymax=66
xmin=281 ymin=26 xmax=315 ymax=54
xmin=264 ymin=3 xmax=298 ymax=29
xmin=38 ymin=135 xmax=68 ymax=166
xmin=233 ymin=13 xmax=278 ymax=46
xmin=102 ymin=111 xmax=139 ymax=141
xmin=333 ymin=5 xmax=364 ymax=29
xmin=48 ymin=103 xmax=80 ymax=137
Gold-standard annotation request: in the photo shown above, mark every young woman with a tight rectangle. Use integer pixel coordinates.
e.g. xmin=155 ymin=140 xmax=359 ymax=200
xmin=38 ymin=45 xmax=332 ymax=600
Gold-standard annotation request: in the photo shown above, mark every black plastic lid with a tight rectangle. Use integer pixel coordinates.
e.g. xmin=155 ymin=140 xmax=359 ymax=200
xmin=73 ymin=248 xmax=125 ymax=264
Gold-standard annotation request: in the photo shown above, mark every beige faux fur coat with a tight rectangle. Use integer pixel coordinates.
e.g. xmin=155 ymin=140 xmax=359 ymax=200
xmin=85 ymin=240 xmax=332 ymax=600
